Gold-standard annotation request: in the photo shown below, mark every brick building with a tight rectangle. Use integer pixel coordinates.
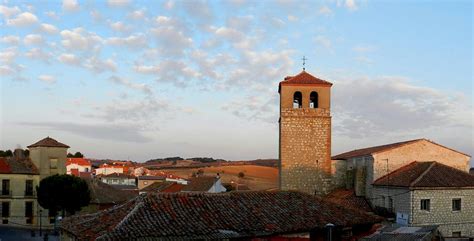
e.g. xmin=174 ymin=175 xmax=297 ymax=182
xmin=279 ymin=70 xmax=333 ymax=195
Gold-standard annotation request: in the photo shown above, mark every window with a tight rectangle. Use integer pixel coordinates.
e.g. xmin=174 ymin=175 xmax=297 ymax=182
xmin=1 ymin=180 xmax=10 ymax=195
xmin=1 ymin=202 xmax=10 ymax=217
xmin=25 ymin=180 xmax=34 ymax=196
xmin=25 ymin=201 xmax=33 ymax=217
xmin=452 ymin=199 xmax=461 ymax=211
xmin=310 ymin=91 xmax=318 ymax=108
xmin=49 ymin=209 xmax=57 ymax=224
xmin=388 ymin=197 xmax=394 ymax=211
xmin=420 ymin=199 xmax=430 ymax=211
xmin=452 ymin=231 xmax=461 ymax=237
xmin=50 ymin=158 xmax=58 ymax=169
xmin=293 ymin=91 xmax=302 ymax=108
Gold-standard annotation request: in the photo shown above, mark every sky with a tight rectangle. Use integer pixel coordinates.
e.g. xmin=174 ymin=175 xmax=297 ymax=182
xmin=0 ymin=0 xmax=472 ymax=165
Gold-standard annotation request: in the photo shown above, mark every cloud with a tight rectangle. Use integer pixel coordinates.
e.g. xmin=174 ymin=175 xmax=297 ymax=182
xmin=45 ymin=11 xmax=59 ymax=20
xmin=58 ymin=53 xmax=81 ymax=65
xmin=354 ymin=56 xmax=373 ymax=64
xmin=25 ymin=48 xmax=53 ymax=63
xmin=221 ymin=94 xmax=278 ymax=123
xmin=338 ymin=0 xmax=358 ymax=11
xmin=108 ymin=75 xmax=152 ymax=95
xmin=0 ymin=47 xmax=18 ymax=64
xmin=287 ymin=15 xmax=298 ymax=21
xmin=39 ymin=23 xmax=58 ymax=34
xmin=60 ymin=27 xmax=103 ymax=51
xmin=127 ymin=9 xmax=146 ymax=20
xmin=84 ymin=57 xmax=117 ymax=73
xmin=107 ymin=0 xmax=131 ymax=7
xmin=109 ymin=21 xmax=131 ymax=33
xmin=353 ymin=45 xmax=376 ymax=53
xmin=6 ymin=12 xmax=38 ymax=26
xmin=1 ymin=35 xmax=20 ymax=45
xmin=0 ymin=5 xmax=21 ymax=18
xmin=314 ymin=35 xmax=332 ymax=49
xmin=90 ymin=10 xmax=102 ymax=22
xmin=134 ymin=60 xmax=200 ymax=87
xmin=318 ymin=6 xmax=333 ymax=16
xmin=106 ymin=34 xmax=147 ymax=49
xmin=23 ymin=34 xmax=43 ymax=45
xmin=21 ymin=122 xmax=153 ymax=143
xmin=38 ymin=75 xmax=56 ymax=84
xmin=62 ymin=0 xmax=79 ymax=11
xmin=150 ymin=16 xmax=193 ymax=56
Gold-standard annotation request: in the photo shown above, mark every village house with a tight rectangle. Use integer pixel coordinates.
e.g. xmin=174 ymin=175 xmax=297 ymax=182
xmin=94 ymin=162 xmax=132 ymax=176
xmin=137 ymin=172 xmax=187 ymax=190
xmin=66 ymin=157 xmax=91 ymax=176
xmin=138 ymin=181 xmax=185 ymax=194
xmin=0 ymin=137 xmax=69 ymax=228
xmin=181 ymin=175 xmax=227 ymax=193
xmin=99 ymin=173 xmax=136 ymax=187
xmin=60 ymin=191 xmax=382 ymax=240
xmin=371 ymin=161 xmax=474 ymax=238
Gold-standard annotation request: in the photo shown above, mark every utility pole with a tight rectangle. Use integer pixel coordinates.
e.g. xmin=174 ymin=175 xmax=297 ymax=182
xmin=39 ymin=209 xmax=42 ymax=237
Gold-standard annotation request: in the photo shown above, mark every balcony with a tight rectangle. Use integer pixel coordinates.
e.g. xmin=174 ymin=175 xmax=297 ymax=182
xmin=0 ymin=190 xmax=12 ymax=198
xmin=24 ymin=190 xmax=35 ymax=197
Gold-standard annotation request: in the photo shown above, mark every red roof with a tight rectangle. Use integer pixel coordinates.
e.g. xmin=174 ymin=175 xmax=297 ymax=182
xmin=27 ymin=136 xmax=70 ymax=148
xmin=279 ymin=71 xmax=332 ymax=90
xmin=66 ymin=158 xmax=91 ymax=166
xmin=60 ymin=191 xmax=382 ymax=240
xmin=0 ymin=156 xmax=38 ymax=175
xmin=324 ymin=189 xmax=373 ymax=212
xmin=373 ymin=161 xmax=474 ymax=188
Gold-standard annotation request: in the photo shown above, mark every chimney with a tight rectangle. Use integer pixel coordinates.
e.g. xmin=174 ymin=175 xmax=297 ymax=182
xmin=14 ymin=148 xmax=24 ymax=160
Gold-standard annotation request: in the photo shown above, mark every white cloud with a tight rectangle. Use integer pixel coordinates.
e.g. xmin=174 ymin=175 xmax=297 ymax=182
xmin=6 ymin=12 xmax=38 ymax=26
xmin=134 ymin=60 xmax=200 ymax=87
xmin=109 ymin=21 xmax=131 ymax=33
xmin=1 ymin=35 xmax=20 ymax=45
xmin=128 ymin=9 xmax=146 ymax=20
xmin=106 ymin=34 xmax=147 ymax=49
xmin=60 ymin=27 xmax=103 ymax=51
xmin=0 ymin=47 xmax=18 ymax=64
xmin=58 ymin=53 xmax=81 ymax=65
xmin=108 ymin=75 xmax=152 ymax=95
xmin=344 ymin=0 xmax=358 ymax=11
xmin=314 ymin=35 xmax=332 ymax=49
xmin=84 ymin=57 xmax=117 ymax=73
xmin=40 ymin=23 xmax=58 ymax=34
xmin=353 ymin=45 xmax=377 ymax=53
xmin=107 ymin=0 xmax=131 ymax=7
xmin=150 ymin=16 xmax=193 ymax=56
xmin=318 ymin=6 xmax=333 ymax=16
xmin=0 ymin=65 xmax=15 ymax=75
xmin=38 ymin=75 xmax=56 ymax=84
xmin=0 ymin=5 xmax=21 ymax=18
xmin=45 ymin=11 xmax=59 ymax=20
xmin=164 ymin=0 xmax=174 ymax=10
xmin=90 ymin=10 xmax=102 ymax=22
xmin=63 ymin=0 xmax=79 ymax=11
xmin=287 ymin=15 xmax=298 ymax=21
xmin=25 ymin=48 xmax=53 ymax=63
xmin=23 ymin=34 xmax=43 ymax=45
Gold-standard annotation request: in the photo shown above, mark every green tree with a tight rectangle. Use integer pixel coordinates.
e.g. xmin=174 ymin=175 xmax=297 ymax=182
xmin=73 ymin=152 xmax=84 ymax=158
xmin=37 ymin=174 xmax=90 ymax=216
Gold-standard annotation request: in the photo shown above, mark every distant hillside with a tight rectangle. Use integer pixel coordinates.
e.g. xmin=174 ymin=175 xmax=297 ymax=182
xmin=143 ymin=157 xmax=277 ymax=169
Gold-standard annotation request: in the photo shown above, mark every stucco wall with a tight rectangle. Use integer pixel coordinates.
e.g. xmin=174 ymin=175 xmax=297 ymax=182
xmin=29 ymin=147 xmax=67 ymax=180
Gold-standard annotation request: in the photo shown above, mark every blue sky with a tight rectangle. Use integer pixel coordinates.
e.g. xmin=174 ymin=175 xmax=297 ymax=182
xmin=1 ymin=0 xmax=472 ymax=165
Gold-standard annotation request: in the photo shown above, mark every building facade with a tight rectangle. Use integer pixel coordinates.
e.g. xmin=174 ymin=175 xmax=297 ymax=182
xmin=0 ymin=137 xmax=69 ymax=228
xmin=279 ymin=70 xmax=333 ymax=195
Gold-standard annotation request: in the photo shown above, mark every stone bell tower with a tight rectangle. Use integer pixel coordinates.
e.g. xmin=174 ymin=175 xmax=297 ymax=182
xmin=279 ymin=70 xmax=333 ymax=195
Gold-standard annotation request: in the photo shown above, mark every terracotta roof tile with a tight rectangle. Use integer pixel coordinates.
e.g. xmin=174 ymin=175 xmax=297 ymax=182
xmin=280 ymin=71 xmax=333 ymax=87
xmin=66 ymin=158 xmax=91 ymax=166
xmin=141 ymin=181 xmax=184 ymax=193
xmin=373 ymin=161 xmax=474 ymax=188
xmin=0 ymin=156 xmax=38 ymax=175
xmin=181 ymin=176 xmax=219 ymax=192
xmin=325 ymin=189 xmax=373 ymax=212
xmin=60 ymin=191 xmax=382 ymax=240
xmin=85 ymin=178 xmax=137 ymax=205
xmin=27 ymin=136 xmax=70 ymax=148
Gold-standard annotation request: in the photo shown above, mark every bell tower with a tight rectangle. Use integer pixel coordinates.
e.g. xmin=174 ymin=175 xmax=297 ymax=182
xmin=278 ymin=70 xmax=333 ymax=195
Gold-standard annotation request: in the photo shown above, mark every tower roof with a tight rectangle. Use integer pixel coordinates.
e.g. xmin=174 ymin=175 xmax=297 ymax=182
xmin=279 ymin=70 xmax=333 ymax=88
xmin=27 ymin=136 xmax=70 ymax=148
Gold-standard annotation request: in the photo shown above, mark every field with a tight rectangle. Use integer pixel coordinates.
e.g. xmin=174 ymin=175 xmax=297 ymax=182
xmin=161 ymin=165 xmax=278 ymax=191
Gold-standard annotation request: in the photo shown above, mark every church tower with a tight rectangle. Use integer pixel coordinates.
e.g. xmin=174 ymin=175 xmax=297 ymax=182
xmin=279 ymin=70 xmax=333 ymax=195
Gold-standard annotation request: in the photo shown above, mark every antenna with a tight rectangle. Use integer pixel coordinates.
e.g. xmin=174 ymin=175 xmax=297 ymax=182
xmin=302 ymin=56 xmax=307 ymax=71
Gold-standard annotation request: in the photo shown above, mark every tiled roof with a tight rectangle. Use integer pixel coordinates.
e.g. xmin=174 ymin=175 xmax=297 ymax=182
xmin=102 ymin=173 xmax=134 ymax=179
xmin=0 ymin=156 xmax=38 ymax=175
xmin=66 ymin=158 xmax=91 ymax=166
xmin=85 ymin=178 xmax=137 ymax=205
xmin=332 ymin=139 xmax=470 ymax=160
xmin=373 ymin=161 xmax=474 ymax=188
xmin=279 ymin=71 xmax=333 ymax=87
xmin=181 ymin=176 xmax=218 ymax=192
xmin=332 ymin=139 xmax=424 ymax=160
xmin=324 ymin=189 xmax=373 ymax=212
xmin=140 ymin=181 xmax=184 ymax=193
xmin=60 ymin=191 xmax=382 ymax=240
xmin=27 ymin=136 xmax=70 ymax=148
xmin=137 ymin=175 xmax=165 ymax=180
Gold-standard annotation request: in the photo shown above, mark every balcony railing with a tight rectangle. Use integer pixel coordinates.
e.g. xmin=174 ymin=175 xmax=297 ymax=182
xmin=24 ymin=190 xmax=35 ymax=197
xmin=0 ymin=190 xmax=12 ymax=197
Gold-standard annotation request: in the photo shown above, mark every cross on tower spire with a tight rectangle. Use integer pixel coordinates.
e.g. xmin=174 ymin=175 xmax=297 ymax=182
xmin=302 ymin=56 xmax=307 ymax=71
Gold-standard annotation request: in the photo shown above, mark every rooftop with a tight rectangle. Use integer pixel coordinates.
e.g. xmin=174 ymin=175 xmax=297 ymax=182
xmin=373 ymin=161 xmax=474 ymax=188
xmin=324 ymin=189 xmax=373 ymax=212
xmin=140 ymin=181 xmax=184 ymax=193
xmin=66 ymin=158 xmax=91 ymax=166
xmin=181 ymin=176 xmax=219 ymax=192
xmin=0 ymin=156 xmax=38 ymax=175
xmin=27 ymin=136 xmax=70 ymax=148
xmin=60 ymin=191 xmax=382 ymax=240
xmin=279 ymin=71 xmax=333 ymax=88
xmin=85 ymin=178 xmax=137 ymax=205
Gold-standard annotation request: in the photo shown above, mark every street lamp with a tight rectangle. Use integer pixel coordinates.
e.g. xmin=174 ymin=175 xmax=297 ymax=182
xmin=326 ymin=223 xmax=335 ymax=241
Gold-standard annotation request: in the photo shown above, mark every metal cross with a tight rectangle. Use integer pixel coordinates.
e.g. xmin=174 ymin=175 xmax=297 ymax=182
xmin=302 ymin=56 xmax=307 ymax=70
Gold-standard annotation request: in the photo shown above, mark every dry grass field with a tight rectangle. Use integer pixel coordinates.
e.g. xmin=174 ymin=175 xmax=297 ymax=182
xmin=162 ymin=165 xmax=278 ymax=191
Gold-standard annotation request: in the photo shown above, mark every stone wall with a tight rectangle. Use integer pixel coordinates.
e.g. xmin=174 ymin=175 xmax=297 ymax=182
xmin=372 ymin=186 xmax=411 ymax=215
xmin=411 ymin=189 xmax=474 ymax=238
xmin=279 ymin=108 xmax=332 ymax=195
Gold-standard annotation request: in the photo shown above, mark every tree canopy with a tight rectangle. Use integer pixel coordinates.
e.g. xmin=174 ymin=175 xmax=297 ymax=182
xmin=67 ymin=152 xmax=84 ymax=158
xmin=37 ymin=174 xmax=90 ymax=216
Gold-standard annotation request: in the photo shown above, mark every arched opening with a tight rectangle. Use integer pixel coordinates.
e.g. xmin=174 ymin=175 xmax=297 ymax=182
xmin=293 ymin=91 xmax=302 ymax=108
xmin=310 ymin=91 xmax=318 ymax=108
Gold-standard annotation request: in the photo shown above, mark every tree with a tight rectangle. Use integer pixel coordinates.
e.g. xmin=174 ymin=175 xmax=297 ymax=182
xmin=67 ymin=153 xmax=74 ymax=157
xmin=37 ymin=174 xmax=90 ymax=216
xmin=0 ymin=150 xmax=13 ymax=157
xmin=238 ymin=172 xmax=245 ymax=178
xmin=73 ymin=152 xmax=84 ymax=158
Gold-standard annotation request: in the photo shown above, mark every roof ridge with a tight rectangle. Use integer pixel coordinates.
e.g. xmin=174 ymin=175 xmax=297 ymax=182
xmin=410 ymin=162 xmax=435 ymax=187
